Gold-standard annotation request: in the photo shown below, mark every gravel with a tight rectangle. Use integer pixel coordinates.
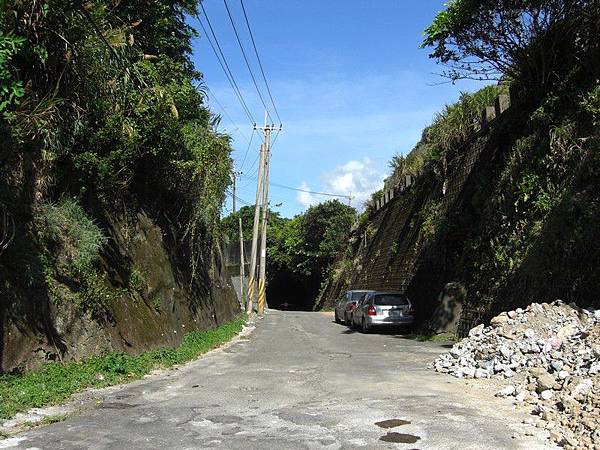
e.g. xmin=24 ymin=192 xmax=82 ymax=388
xmin=431 ymin=300 xmax=600 ymax=449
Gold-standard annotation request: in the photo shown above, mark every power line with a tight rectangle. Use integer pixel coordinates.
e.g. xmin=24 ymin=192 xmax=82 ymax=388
xmin=204 ymin=85 xmax=249 ymax=142
xmin=262 ymin=180 xmax=353 ymax=200
xmin=239 ymin=178 xmax=258 ymax=190
xmin=197 ymin=4 xmax=256 ymax=124
xmin=223 ymin=0 xmax=273 ymax=123
xmin=269 ymin=129 xmax=281 ymax=152
xmin=239 ymin=0 xmax=282 ymax=125
xmin=202 ymin=86 xmax=257 ymax=175
xmin=239 ymin=127 xmax=255 ymax=171
xmin=226 ymin=188 xmax=253 ymax=207
xmin=244 ymin=150 xmax=261 ymax=179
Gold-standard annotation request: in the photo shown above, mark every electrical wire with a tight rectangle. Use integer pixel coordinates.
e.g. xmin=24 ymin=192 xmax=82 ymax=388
xmin=204 ymin=85 xmax=256 ymax=174
xmin=244 ymin=148 xmax=261 ymax=179
xmin=239 ymin=0 xmax=282 ymax=125
xmin=243 ymin=128 xmax=279 ymax=184
xmin=226 ymin=188 xmax=253 ymax=207
xmin=238 ymin=178 xmax=258 ymax=190
xmin=223 ymin=0 xmax=273 ymax=123
xmin=239 ymin=127 xmax=255 ymax=171
xmin=197 ymin=4 xmax=256 ymax=124
xmin=204 ymin=85 xmax=249 ymax=142
xmin=269 ymin=182 xmax=353 ymax=200
xmin=269 ymin=129 xmax=281 ymax=152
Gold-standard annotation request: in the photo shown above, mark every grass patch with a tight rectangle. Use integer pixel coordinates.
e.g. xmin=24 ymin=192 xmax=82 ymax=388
xmin=0 ymin=314 xmax=246 ymax=420
xmin=34 ymin=198 xmax=106 ymax=274
xmin=41 ymin=414 xmax=68 ymax=425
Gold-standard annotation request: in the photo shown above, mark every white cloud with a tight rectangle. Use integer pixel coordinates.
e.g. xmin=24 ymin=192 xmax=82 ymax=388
xmin=296 ymin=181 xmax=318 ymax=208
xmin=295 ymin=157 xmax=385 ymax=211
xmin=322 ymin=157 xmax=385 ymax=209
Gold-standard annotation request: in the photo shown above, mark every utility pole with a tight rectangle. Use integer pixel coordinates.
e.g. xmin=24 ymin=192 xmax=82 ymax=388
xmin=257 ymin=127 xmax=271 ymax=314
xmin=238 ymin=216 xmax=246 ymax=310
xmin=232 ymin=171 xmax=245 ymax=310
xmin=247 ymin=143 xmax=265 ymax=314
xmin=249 ymin=112 xmax=281 ymax=315
xmin=232 ymin=174 xmax=237 ymax=214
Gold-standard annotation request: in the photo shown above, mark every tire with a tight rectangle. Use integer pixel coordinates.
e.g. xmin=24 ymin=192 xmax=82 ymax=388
xmin=334 ymin=311 xmax=340 ymax=324
xmin=362 ymin=318 xmax=369 ymax=334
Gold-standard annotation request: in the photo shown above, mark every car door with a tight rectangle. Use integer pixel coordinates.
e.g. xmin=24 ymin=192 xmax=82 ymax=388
xmin=354 ymin=294 xmax=368 ymax=325
xmin=336 ymin=293 xmax=347 ymax=315
xmin=335 ymin=296 xmax=342 ymax=315
xmin=361 ymin=294 xmax=373 ymax=323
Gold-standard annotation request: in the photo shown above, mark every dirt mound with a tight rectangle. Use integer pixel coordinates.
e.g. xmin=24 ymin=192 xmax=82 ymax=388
xmin=432 ymin=300 xmax=600 ymax=449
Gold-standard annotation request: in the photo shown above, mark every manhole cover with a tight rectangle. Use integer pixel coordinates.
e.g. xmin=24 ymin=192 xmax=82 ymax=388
xmin=379 ymin=432 xmax=420 ymax=444
xmin=375 ymin=419 xmax=411 ymax=428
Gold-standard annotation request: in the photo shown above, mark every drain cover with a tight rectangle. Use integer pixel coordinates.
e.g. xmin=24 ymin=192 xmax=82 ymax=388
xmin=379 ymin=432 xmax=421 ymax=444
xmin=375 ymin=419 xmax=411 ymax=428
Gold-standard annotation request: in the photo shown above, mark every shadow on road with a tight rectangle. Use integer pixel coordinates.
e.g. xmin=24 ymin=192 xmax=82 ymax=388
xmin=393 ymin=334 xmax=456 ymax=347
xmin=337 ymin=325 xmax=413 ymax=337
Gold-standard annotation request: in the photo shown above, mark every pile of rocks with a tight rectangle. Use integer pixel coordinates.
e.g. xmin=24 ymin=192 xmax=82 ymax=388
xmin=432 ymin=300 xmax=600 ymax=449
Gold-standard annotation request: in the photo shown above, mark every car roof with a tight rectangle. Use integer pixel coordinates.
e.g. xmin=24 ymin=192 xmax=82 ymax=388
xmin=347 ymin=289 xmax=375 ymax=293
xmin=369 ymin=291 xmax=408 ymax=295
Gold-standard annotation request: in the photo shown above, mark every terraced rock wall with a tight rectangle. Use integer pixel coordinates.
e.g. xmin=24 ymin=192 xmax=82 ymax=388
xmin=320 ymin=88 xmax=600 ymax=335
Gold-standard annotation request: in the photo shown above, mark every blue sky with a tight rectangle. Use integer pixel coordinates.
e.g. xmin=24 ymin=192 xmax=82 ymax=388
xmin=189 ymin=0 xmax=491 ymax=218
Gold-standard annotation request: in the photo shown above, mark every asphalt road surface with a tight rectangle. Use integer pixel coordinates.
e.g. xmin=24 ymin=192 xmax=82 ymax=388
xmin=4 ymin=310 xmax=555 ymax=449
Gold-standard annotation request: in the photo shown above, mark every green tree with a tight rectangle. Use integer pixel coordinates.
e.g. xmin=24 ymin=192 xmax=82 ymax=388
xmin=220 ymin=206 xmax=287 ymax=245
xmin=422 ymin=0 xmax=597 ymax=88
xmin=299 ymin=200 xmax=357 ymax=274
xmin=1 ymin=0 xmax=233 ymax=228
xmin=220 ymin=206 xmax=255 ymax=244
xmin=266 ymin=200 xmax=357 ymax=309
xmin=0 ymin=0 xmax=235 ymax=310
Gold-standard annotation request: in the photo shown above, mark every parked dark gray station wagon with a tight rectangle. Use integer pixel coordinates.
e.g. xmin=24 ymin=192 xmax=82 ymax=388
xmin=351 ymin=291 xmax=415 ymax=333
xmin=334 ymin=290 xmax=374 ymax=325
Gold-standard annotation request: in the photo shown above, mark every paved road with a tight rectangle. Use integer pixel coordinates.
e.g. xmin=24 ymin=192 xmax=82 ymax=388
xmin=4 ymin=310 xmax=554 ymax=449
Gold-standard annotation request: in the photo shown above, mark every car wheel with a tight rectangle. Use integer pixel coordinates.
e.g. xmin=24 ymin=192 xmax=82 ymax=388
xmin=362 ymin=319 xmax=369 ymax=334
xmin=334 ymin=311 xmax=340 ymax=324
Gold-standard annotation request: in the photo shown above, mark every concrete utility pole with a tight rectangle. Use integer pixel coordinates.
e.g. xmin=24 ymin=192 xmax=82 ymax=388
xmin=257 ymin=126 xmax=271 ymax=314
xmin=232 ymin=171 xmax=245 ymax=309
xmin=249 ymin=112 xmax=281 ymax=315
xmin=247 ymin=143 xmax=265 ymax=314
xmin=232 ymin=174 xmax=237 ymax=214
xmin=238 ymin=215 xmax=246 ymax=309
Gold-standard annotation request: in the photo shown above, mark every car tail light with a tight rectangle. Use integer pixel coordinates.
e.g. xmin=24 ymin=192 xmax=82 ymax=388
xmin=347 ymin=301 xmax=357 ymax=312
xmin=367 ymin=305 xmax=377 ymax=316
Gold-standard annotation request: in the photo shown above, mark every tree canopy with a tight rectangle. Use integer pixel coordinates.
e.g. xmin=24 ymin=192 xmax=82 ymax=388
xmin=220 ymin=205 xmax=286 ymax=245
xmin=1 ymin=0 xmax=233 ymax=240
xmin=422 ymin=0 xmax=597 ymax=89
xmin=0 ymin=0 xmax=236 ymax=300
xmin=221 ymin=200 xmax=357 ymax=309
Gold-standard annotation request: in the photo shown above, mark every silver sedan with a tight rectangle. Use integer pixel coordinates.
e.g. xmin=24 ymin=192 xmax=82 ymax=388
xmin=334 ymin=290 xmax=374 ymax=325
xmin=352 ymin=291 xmax=415 ymax=333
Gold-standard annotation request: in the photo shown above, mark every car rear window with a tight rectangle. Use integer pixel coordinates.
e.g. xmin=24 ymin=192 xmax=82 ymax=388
xmin=373 ymin=294 xmax=409 ymax=306
xmin=351 ymin=292 xmax=367 ymax=301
